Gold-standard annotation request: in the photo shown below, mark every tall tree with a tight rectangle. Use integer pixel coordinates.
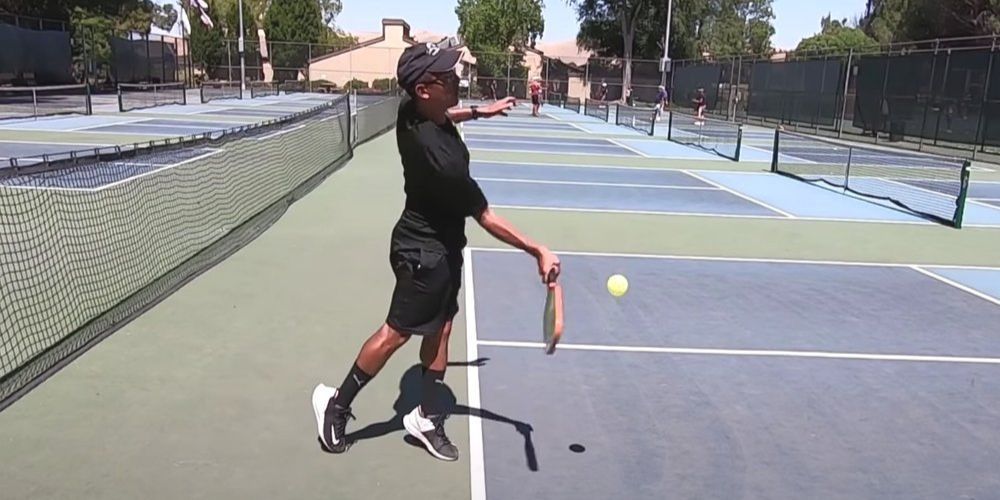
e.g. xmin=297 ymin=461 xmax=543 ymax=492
xmin=574 ymin=0 xmax=710 ymax=61
xmin=456 ymin=0 xmax=544 ymax=81
xmin=698 ymin=0 xmax=775 ymax=57
xmin=795 ymin=14 xmax=878 ymax=54
xmin=153 ymin=3 xmax=179 ymax=32
xmin=860 ymin=0 xmax=998 ymax=42
xmin=571 ymin=0 xmax=654 ymax=98
xmin=264 ymin=0 xmax=324 ymax=79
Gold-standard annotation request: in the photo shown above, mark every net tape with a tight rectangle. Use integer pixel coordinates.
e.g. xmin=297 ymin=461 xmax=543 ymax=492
xmin=0 ymin=94 xmax=358 ymax=409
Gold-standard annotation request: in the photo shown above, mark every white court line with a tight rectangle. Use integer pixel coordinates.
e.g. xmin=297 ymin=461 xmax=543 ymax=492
xmin=255 ymin=124 xmax=305 ymax=141
xmin=977 ymin=197 xmax=1000 ymax=202
xmin=910 ymin=266 xmax=1000 ymax=307
xmin=468 ymin=246 xmax=1000 ymax=271
xmin=1 ymin=149 xmax=226 ymax=193
xmin=476 ymin=340 xmax=1000 ymax=365
xmin=462 ymin=248 xmax=488 ymax=500
xmin=681 ymin=169 xmax=797 ymax=218
xmin=607 ymin=138 xmax=650 ymax=158
xmin=475 ymin=177 xmax=719 ymax=191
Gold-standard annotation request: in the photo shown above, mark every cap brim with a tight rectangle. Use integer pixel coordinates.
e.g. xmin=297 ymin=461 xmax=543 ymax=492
xmin=426 ymin=49 xmax=462 ymax=73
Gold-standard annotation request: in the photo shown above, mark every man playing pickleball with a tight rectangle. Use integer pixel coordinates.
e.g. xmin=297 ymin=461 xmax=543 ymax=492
xmin=312 ymin=42 xmax=560 ymax=461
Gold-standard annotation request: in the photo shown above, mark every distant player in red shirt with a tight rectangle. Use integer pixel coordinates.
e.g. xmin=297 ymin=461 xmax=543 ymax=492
xmin=530 ymin=78 xmax=542 ymax=117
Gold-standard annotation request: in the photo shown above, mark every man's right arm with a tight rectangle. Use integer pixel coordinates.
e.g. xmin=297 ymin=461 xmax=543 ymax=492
xmin=474 ymin=207 xmax=560 ymax=282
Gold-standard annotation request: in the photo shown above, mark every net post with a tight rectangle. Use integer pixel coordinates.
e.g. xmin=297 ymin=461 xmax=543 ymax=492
xmin=837 ymin=49 xmax=853 ymax=139
xmin=769 ymin=127 xmax=779 ymax=172
xmin=954 ymin=160 xmax=971 ymax=229
xmin=614 ymin=103 xmax=621 ymax=125
xmin=735 ymin=125 xmax=743 ymax=162
xmin=649 ymin=108 xmax=656 ymax=137
xmin=85 ymin=82 xmax=93 ymax=115
xmin=31 ymin=88 xmax=39 ymax=119
xmin=117 ymin=85 xmax=124 ymax=113
xmin=844 ymin=144 xmax=854 ymax=190
xmin=667 ymin=110 xmax=674 ymax=141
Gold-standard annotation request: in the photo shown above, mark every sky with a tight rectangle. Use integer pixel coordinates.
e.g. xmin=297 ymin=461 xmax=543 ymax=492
xmin=336 ymin=0 xmax=871 ymax=52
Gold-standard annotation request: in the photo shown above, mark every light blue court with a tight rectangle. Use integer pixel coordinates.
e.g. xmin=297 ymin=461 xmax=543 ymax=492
xmin=695 ymin=170 xmax=1000 ymax=226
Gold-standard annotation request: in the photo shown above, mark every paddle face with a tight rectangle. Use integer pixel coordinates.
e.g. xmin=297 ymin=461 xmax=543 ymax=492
xmin=543 ymin=270 xmax=564 ymax=355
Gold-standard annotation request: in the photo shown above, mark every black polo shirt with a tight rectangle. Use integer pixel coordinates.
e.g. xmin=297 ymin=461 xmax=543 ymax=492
xmin=390 ymin=95 xmax=488 ymax=255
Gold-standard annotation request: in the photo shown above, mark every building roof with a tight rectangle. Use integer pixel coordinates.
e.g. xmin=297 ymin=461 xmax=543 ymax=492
xmin=310 ymin=18 xmax=418 ymax=64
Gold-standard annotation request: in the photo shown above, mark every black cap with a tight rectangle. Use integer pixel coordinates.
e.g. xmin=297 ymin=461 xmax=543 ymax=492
xmin=397 ymin=42 xmax=462 ymax=91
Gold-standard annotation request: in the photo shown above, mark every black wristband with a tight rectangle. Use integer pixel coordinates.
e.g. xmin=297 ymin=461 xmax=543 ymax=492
xmin=471 ymin=105 xmax=480 ymax=120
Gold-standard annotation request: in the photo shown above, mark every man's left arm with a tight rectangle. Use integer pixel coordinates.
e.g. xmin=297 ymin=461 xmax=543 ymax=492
xmin=447 ymin=97 xmax=517 ymax=124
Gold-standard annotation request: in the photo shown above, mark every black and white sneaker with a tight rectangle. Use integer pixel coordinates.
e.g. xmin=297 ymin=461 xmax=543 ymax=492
xmin=403 ymin=406 xmax=459 ymax=461
xmin=312 ymin=383 xmax=354 ymax=453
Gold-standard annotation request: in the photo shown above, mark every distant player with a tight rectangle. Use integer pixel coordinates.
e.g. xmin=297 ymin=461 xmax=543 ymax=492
xmin=693 ymin=88 xmax=706 ymax=117
xmin=529 ymin=78 xmax=542 ymax=117
xmin=654 ymin=85 xmax=669 ymax=121
xmin=598 ymin=80 xmax=608 ymax=101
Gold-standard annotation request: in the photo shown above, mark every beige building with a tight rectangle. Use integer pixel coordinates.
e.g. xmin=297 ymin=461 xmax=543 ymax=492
xmin=307 ymin=19 xmax=476 ymax=89
xmin=305 ymin=18 xmax=589 ymax=100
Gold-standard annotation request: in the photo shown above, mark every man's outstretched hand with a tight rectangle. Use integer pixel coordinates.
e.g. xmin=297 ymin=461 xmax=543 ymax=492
xmin=479 ymin=97 xmax=516 ymax=118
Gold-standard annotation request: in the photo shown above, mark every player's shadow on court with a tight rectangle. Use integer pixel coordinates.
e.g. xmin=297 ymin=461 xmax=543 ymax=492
xmin=345 ymin=359 xmax=539 ymax=471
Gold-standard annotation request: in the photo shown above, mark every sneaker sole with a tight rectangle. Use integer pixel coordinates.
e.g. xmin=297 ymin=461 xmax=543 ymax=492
xmin=403 ymin=411 xmax=458 ymax=462
xmin=312 ymin=384 xmax=342 ymax=453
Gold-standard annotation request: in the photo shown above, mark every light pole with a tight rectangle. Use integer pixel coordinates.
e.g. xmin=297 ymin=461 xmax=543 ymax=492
xmin=238 ymin=0 xmax=247 ymax=94
xmin=661 ymin=0 xmax=673 ymax=87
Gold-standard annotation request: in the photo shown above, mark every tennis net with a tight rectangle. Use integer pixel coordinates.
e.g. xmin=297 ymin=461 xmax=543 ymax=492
xmin=200 ymin=81 xmax=242 ymax=103
xmin=118 ymin=82 xmax=187 ymax=112
xmin=615 ymin=103 xmax=656 ymax=136
xmin=251 ymin=81 xmax=279 ymax=98
xmin=564 ymin=97 xmax=581 ymax=114
xmin=0 ymin=84 xmax=92 ymax=120
xmin=0 ymin=94 xmax=354 ymax=410
xmin=667 ymin=111 xmax=743 ymax=161
xmin=546 ymin=92 xmax=563 ymax=106
xmin=770 ymin=130 xmax=972 ymax=227
xmin=584 ymin=99 xmax=609 ymax=121
xmin=281 ymin=80 xmax=308 ymax=94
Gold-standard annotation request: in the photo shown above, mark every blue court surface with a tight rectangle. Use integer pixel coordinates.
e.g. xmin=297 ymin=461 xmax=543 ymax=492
xmin=465 ymin=248 xmax=1000 ymax=500
xmin=470 ymin=160 xmax=1000 ymax=226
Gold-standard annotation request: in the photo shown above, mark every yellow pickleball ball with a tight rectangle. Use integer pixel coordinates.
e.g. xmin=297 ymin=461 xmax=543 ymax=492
xmin=607 ymin=274 xmax=629 ymax=297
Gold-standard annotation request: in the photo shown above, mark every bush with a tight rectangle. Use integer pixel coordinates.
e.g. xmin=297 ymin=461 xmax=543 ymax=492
xmin=344 ymin=78 xmax=368 ymax=90
xmin=372 ymin=77 xmax=397 ymax=90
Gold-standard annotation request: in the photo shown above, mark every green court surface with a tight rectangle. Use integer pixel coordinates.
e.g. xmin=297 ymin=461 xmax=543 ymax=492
xmin=2 ymin=100 xmax=1000 ymax=499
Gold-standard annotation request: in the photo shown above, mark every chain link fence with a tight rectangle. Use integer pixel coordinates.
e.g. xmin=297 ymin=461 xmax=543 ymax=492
xmin=669 ymin=35 xmax=1000 ymax=162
